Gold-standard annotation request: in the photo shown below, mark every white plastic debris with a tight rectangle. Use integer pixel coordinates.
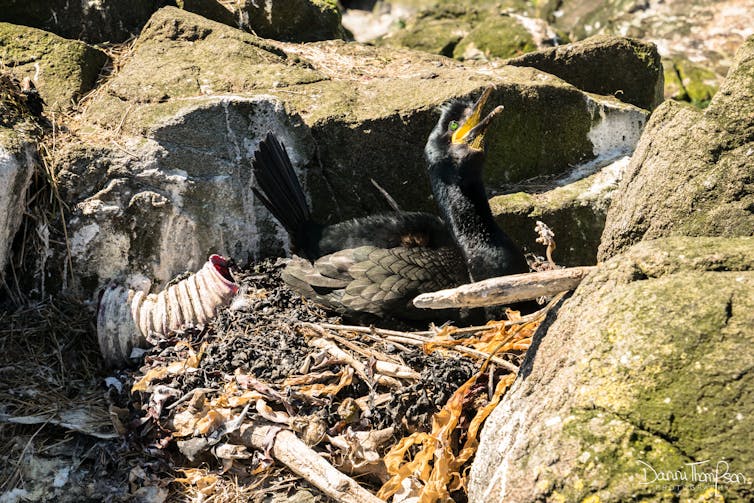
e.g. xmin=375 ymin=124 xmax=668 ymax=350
xmin=97 ymin=255 xmax=239 ymax=367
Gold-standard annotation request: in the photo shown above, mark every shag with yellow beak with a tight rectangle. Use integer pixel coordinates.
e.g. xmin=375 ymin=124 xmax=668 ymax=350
xmin=425 ymin=86 xmax=529 ymax=283
xmin=251 ymin=86 xmax=529 ymax=320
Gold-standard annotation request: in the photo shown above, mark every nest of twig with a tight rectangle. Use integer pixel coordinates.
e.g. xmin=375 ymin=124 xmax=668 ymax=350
xmin=112 ymin=258 xmax=550 ymax=502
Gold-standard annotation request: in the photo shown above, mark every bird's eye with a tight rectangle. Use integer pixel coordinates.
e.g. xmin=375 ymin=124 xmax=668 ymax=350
xmin=449 ymin=121 xmax=459 ymax=131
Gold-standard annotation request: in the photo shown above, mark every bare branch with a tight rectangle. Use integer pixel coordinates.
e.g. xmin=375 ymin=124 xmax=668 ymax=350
xmin=413 ymin=266 xmax=596 ymax=309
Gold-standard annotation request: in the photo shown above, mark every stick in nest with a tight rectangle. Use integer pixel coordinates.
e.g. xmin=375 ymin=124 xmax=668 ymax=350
xmin=413 ymin=266 xmax=595 ymax=309
xmin=300 ymin=294 xmax=564 ymax=374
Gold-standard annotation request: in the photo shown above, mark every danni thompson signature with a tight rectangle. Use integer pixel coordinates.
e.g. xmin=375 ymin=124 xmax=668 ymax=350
xmin=637 ymin=459 xmax=747 ymax=492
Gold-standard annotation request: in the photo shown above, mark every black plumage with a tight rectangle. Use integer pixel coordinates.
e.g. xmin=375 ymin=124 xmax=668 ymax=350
xmin=252 ymin=133 xmax=465 ymax=319
xmin=425 ymin=88 xmax=530 ymax=282
xmin=251 ymin=86 xmax=529 ymax=319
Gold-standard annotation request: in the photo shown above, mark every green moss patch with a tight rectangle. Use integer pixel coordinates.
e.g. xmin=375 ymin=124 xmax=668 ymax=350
xmin=453 ymin=15 xmax=536 ymax=60
xmin=0 ymin=22 xmax=109 ymax=111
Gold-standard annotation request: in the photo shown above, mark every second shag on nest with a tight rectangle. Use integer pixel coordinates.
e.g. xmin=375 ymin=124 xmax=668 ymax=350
xmin=251 ymin=86 xmax=530 ymax=320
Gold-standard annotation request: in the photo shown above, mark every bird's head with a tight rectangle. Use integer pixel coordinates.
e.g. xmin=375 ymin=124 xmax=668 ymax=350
xmin=425 ymin=85 xmax=504 ymax=178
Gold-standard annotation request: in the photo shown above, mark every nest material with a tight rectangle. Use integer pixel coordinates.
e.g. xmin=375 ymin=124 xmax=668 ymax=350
xmin=0 ymin=296 xmax=136 ymax=501
xmin=119 ymin=258 xmax=546 ymax=502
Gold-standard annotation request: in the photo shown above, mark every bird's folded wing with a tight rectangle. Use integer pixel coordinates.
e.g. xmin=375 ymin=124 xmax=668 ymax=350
xmin=282 ymin=246 xmax=466 ymax=317
xmin=342 ymin=245 xmax=466 ymax=315
xmin=282 ymin=252 xmax=352 ymax=290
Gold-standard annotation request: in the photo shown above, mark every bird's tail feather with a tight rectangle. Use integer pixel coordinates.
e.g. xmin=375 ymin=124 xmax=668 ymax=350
xmin=251 ymin=132 xmax=311 ymax=240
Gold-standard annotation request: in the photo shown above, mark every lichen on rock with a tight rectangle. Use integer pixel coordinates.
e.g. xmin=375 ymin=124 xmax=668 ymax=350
xmin=663 ymin=57 xmax=720 ymax=108
xmin=452 ymin=15 xmax=538 ymax=61
xmin=468 ymin=236 xmax=754 ymax=502
xmin=379 ymin=5 xmax=558 ymax=61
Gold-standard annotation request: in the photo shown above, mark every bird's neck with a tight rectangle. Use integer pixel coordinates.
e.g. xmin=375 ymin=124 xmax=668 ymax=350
xmin=433 ymin=174 xmax=521 ymax=282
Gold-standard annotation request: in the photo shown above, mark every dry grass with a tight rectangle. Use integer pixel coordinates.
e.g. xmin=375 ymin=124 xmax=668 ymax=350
xmin=73 ymin=36 xmax=138 ymax=117
xmin=1 ymin=120 xmax=72 ymax=304
xmin=0 ymin=296 xmax=107 ymax=492
xmin=173 ymin=465 xmax=326 ymax=503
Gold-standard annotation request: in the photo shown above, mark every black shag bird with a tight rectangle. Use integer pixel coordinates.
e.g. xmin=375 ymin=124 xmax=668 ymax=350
xmin=425 ymin=86 xmax=530 ymax=283
xmin=251 ymin=86 xmax=529 ymax=319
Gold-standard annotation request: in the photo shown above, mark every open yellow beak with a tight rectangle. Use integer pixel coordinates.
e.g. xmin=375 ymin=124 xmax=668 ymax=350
xmin=451 ymin=86 xmax=503 ymax=151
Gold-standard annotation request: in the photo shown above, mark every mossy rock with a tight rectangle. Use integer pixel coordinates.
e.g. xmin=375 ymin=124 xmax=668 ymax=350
xmin=176 ymin=0 xmax=237 ymax=27
xmin=377 ymin=2 xmax=544 ymax=58
xmin=0 ymin=22 xmax=109 ymax=111
xmin=469 ymin=236 xmax=754 ymax=502
xmin=543 ymin=0 xmax=644 ymax=41
xmin=377 ymin=6 xmax=479 ymax=57
xmin=381 ymin=16 xmax=469 ymax=57
xmin=242 ymin=0 xmax=346 ymax=42
xmin=663 ymin=57 xmax=719 ymax=108
xmin=453 ymin=15 xmax=537 ymax=60
xmin=507 ymin=35 xmax=664 ymax=110
xmin=600 ymin=36 xmax=754 ymax=260
xmin=0 ymin=0 xmax=160 ymax=43
xmin=490 ymin=157 xmax=629 ymax=266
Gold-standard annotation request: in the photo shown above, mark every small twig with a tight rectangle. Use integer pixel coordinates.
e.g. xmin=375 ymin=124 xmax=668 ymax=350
xmin=435 ymin=344 xmax=518 ymax=373
xmin=314 ymin=323 xmax=429 ymax=341
xmin=113 ymin=102 xmax=134 ymax=134
xmin=110 ymin=140 xmax=140 ymax=159
xmin=356 ymin=330 xmax=413 ymax=353
xmin=166 ymin=387 xmax=218 ymax=410
xmin=305 ymin=329 xmax=418 ymax=380
xmin=322 ymin=331 xmax=407 ymax=368
xmin=370 ymin=178 xmax=401 ymax=212
xmin=0 ymin=419 xmax=49 ymax=491
xmin=302 ymin=322 xmax=520 ymax=373
xmin=305 ymin=333 xmax=404 ymax=389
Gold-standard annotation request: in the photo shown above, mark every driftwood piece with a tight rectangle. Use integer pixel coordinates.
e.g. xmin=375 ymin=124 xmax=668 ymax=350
xmin=413 ymin=266 xmax=597 ymax=309
xmin=232 ymin=424 xmax=383 ymax=503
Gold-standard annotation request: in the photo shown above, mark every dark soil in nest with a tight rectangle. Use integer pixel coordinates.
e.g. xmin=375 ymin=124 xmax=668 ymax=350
xmin=199 ymin=258 xmax=336 ymax=383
